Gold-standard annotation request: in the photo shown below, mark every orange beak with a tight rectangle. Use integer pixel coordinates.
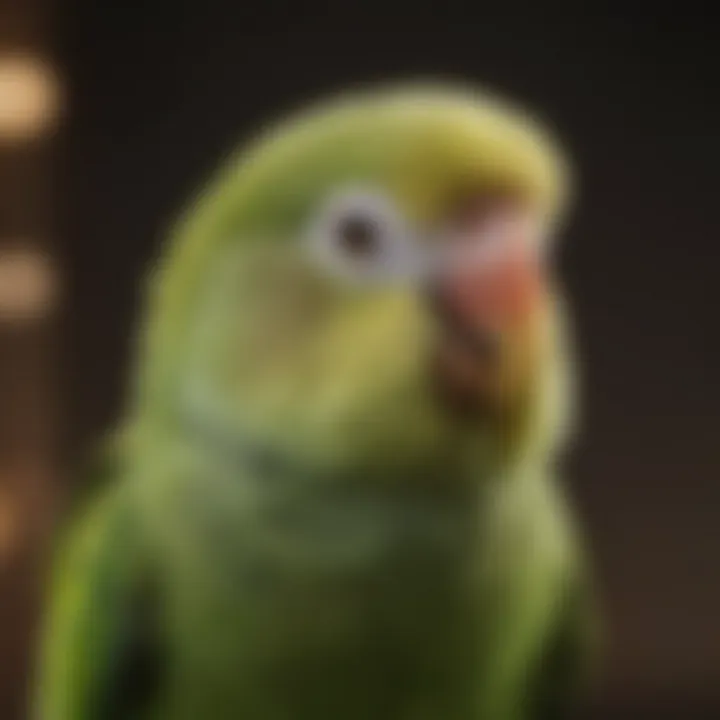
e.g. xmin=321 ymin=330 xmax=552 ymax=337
xmin=428 ymin=200 xmax=547 ymax=414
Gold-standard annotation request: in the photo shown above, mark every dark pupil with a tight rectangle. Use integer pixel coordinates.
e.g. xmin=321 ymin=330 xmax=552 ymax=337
xmin=337 ymin=215 xmax=380 ymax=257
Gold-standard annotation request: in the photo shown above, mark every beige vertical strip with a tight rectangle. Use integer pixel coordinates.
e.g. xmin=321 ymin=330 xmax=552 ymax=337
xmin=0 ymin=0 xmax=62 ymax=717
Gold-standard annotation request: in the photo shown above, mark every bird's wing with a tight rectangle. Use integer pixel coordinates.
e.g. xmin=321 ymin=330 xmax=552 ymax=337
xmin=528 ymin=563 xmax=601 ymax=720
xmin=34 ymin=480 xmax=165 ymax=720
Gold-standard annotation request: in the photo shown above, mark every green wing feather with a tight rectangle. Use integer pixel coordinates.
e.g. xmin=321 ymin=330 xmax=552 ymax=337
xmin=34 ymin=465 xmax=163 ymax=720
xmin=529 ymin=556 xmax=600 ymax=719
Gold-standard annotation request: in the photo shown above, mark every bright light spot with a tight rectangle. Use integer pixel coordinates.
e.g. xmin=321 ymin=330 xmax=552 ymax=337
xmin=0 ymin=246 xmax=59 ymax=322
xmin=0 ymin=53 xmax=61 ymax=142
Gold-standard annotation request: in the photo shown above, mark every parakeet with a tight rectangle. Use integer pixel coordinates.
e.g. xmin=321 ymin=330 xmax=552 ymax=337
xmin=36 ymin=83 xmax=597 ymax=720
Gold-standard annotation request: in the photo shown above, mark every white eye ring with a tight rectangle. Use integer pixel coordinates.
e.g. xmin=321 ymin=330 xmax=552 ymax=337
xmin=304 ymin=187 xmax=422 ymax=284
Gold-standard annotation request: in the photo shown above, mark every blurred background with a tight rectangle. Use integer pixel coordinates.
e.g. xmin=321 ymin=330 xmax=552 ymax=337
xmin=0 ymin=3 xmax=717 ymax=718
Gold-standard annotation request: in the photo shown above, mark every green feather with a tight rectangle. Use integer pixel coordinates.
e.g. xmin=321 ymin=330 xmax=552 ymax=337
xmin=36 ymin=83 xmax=595 ymax=720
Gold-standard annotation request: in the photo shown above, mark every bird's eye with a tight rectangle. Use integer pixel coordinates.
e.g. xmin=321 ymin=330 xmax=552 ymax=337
xmin=305 ymin=188 xmax=419 ymax=283
xmin=336 ymin=214 xmax=382 ymax=259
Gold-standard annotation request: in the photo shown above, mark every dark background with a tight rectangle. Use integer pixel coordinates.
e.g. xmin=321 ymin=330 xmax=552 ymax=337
xmin=3 ymin=3 xmax=719 ymax=718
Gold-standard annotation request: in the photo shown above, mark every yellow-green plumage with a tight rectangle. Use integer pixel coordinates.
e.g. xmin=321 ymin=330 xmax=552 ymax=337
xmin=35 ymin=83 xmax=595 ymax=720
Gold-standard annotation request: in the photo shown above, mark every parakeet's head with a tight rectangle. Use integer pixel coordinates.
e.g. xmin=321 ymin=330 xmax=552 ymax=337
xmin=135 ymin=83 xmax=574 ymax=481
